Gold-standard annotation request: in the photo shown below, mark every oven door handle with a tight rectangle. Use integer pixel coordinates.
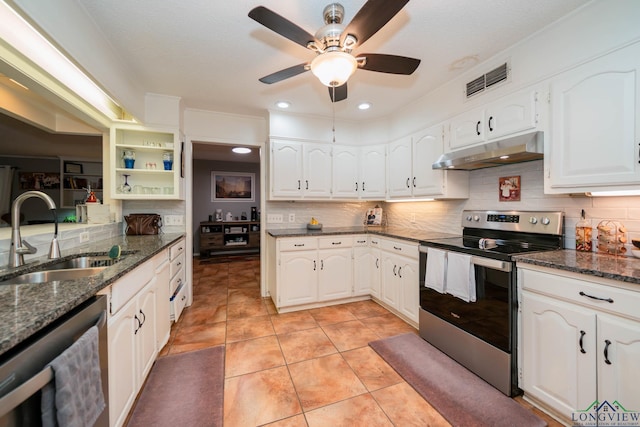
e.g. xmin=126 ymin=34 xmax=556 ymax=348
xmin=419 ymin=246 xmax=511 ymax=272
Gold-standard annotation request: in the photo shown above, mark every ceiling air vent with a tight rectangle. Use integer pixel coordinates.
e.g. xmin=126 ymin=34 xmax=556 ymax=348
xmin=465 ymin=62 xmax=509 ymax=98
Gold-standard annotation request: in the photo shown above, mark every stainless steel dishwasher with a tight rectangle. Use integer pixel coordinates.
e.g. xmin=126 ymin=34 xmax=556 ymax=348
xmin=0 ymin=295 xmax=109 ymax=426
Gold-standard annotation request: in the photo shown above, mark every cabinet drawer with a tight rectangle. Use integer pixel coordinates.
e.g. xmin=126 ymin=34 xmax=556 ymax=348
xmin=170 ymin=252 xmax=185 ymax=278
xmin=353 ymin=235 xmax=368 ymax=247
xmin=279 ymin=237 xmax=318 ymax=251
xmin=110 ymin=262 xmax=154 ymax=315
xmin=200 ymin=234 xmax=222 ymax=245
xmin=519 ymin=267 xmax=640 ymax=321
xmin=318 ymin=236 xmax=353 ymax=249
xmin=170 ymin=266 xmax=185 ymax=295
xmin=380 ymin=238 xmax=418 ymax=257
xmin=170 ymin=281 xmax=187 ymax=321
xmin=170 ymin=239 xmax=185 ymax=259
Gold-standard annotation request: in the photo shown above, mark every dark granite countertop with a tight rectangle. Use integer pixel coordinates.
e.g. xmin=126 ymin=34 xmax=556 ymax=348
xmin=515 ymin=250 xmax=640 ymax=286
xmin=267 ymin=226 xmax=460 ymax=244
xmin=0 ymin=233 xmax=185 ymax=357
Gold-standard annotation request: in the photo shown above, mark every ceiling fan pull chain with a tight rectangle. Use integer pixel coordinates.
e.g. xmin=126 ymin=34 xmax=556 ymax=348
xmin=332 ymin=86 xmax=336 ymax=143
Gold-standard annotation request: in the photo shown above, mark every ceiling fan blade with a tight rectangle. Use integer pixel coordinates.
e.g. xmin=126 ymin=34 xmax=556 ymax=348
xmin=249 ymin=6 xmax=318 ymax=49
xmin=357 ymin=53 xmax=420 ymax=75
xmin=329 ymin=84 xmax=348 ymax=102
xmin=341 ymin=0 xmax=410 ymax=48
xmin=259 ymin=63 xmax=309 ymax=84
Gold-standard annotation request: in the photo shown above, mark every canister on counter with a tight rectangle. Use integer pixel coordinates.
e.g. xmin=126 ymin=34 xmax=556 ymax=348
xmin=575 ymin=209 xmax=592 ymax=252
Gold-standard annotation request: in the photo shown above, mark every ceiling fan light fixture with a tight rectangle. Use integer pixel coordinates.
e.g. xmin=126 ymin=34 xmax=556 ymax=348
xmin=310 ymin=51 xmax=357 ymax=87
xmin=232 ymin=147 xmax=252 ymax=154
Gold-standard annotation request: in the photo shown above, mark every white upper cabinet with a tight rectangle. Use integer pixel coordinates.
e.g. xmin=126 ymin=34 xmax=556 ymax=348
xmin=303 ymin=143 xmax=332 ymax=198
xmin=388 ymin=125 xmax=469 ymax=199
xmin=360 ymin=144 xmax=387 ymax=199
xmin=546 ymin=42 xmax=640 ymax=192
xmin=387 ymin=137 xmax=413 ymax=197
xmin=270 ymin=140 xmax=304 ymax=198
xmin=270 ymin=140 xmax=331 ymax=199
xmin=449 ymin=88 xmax=539 ymax=151
xmin=332 ymin=145 xmax=360 ymax=198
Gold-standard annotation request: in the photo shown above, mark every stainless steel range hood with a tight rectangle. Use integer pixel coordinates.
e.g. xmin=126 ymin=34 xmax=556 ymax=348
xmin=432 ymin=131 xmax=543 ymax=170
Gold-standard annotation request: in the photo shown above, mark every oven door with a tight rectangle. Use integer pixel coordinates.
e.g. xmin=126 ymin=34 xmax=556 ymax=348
xmin=418 ymin=246 xmax=514 ymax=353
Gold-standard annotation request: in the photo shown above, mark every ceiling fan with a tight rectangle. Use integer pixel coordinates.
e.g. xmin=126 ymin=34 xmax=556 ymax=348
xmin=248 ymin=1 xmax=421 ymax=102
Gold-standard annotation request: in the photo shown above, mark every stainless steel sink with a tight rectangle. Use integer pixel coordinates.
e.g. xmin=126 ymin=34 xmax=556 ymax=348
xmin=4 ymin=267 xmax=108 ymax=284
xmin=0 ymin=254 xmax=127 ymax=285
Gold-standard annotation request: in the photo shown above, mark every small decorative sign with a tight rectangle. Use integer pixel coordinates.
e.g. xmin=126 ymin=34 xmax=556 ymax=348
xmin=499 ymin=175 xmax=520 ymax=202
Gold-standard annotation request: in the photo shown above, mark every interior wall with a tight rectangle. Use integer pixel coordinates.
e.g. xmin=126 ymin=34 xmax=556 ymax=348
xmin=192 ymin=159 xmax=260 ymax=253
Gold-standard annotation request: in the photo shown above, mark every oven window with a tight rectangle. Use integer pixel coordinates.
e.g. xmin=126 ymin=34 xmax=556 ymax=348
xmin=420 ymin=265 xmax=512 ymax=353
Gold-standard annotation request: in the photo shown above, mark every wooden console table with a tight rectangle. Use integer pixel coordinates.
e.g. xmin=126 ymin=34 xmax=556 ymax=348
xmin=199 ymin=221 xmax=260 ymax=257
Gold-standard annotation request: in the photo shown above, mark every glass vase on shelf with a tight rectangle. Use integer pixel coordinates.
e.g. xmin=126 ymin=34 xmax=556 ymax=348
xmin=123 ymin=150 xmax=135 ymax=169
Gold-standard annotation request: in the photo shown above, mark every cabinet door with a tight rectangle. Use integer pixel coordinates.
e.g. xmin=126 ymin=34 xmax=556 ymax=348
xmin=548 ymin=44 xmax=640 ymax=190
xmin=107 ymin=299 xmax=138 ymax=427
xmin=154 ymin=256 xmax=171 ymax=350
xmin=381 ymin=254 xmax=399 ymax=308
xmin=271 ymin=140 xmax=303 ymax=197
xmin=353 ymin=246 xmax=373 ymax=296
xmin=449 ymin=108 xmax=485 ymax=150
xmin=597 ymin=314 xmax=640 ymax=412
xmin=360 ymin=144 xmax=386 ymax=199
xmin=398 ymin=256 xmax=419 ymax=323
xmin=521 ymin=292 xmax=597 ymax=419
xmin=369 ymin=247 xmax=381 ymax=299
xmin=332 ymin=145 xmax=359 ymax=198
xmin=486 ymin=89 xmax=537 ymax=140
xmin=279 ymin=251 xmax=318 ymax=306
xmin=412 ymin=126 xmax=445 ymax=197
xmin=318 ymin=248 xmax=353 ymax=301
xmin=137 ymin=282 xmax=158 ymax=382
xmin=387 ymin=138 xmax=412 ymax=197
xmin=304 ymin=143 xmax=332 ymax=198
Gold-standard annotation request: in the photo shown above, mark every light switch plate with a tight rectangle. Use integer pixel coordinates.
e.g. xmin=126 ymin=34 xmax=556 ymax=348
xmin=288 ymin=213 xmax=295 ymax=222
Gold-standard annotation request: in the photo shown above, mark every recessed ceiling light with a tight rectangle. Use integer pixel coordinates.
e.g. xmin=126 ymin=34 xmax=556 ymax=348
xmin=358 ymin=102 xmax=371 ymax=110
xmin=276 ymin=101 xmax=290 ymax=109
xmin=232 ymin=147 xmax=251 ymax=154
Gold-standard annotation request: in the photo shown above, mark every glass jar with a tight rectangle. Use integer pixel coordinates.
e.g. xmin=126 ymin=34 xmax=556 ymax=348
xmin=163 ymin=151 xmax=173 ymax=170
xmin=575 ymin=209 xmax=592 ymax=252
xmin=123 ymin=150 xmax=135 ymax=169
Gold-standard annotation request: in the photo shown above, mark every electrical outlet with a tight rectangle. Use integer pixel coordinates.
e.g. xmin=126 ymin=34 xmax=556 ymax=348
xmin=79 ymin=232 xmax=90 ymax=243
xmin=164 ymin=215 xmax=184 ymax=226
xmin=288 ymin=213 xmax=295 ymax=223
xmin=410 ymin=213 xmax=416 ymax=223
xmin=267 ymin=214 xmax=283 ymax=223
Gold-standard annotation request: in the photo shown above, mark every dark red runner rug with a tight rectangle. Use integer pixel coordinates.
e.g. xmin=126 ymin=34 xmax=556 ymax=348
xmin=369 ymin=333 xmax=546 ymax=427
xmin=127 ymin=346 xmax=225 ymax=427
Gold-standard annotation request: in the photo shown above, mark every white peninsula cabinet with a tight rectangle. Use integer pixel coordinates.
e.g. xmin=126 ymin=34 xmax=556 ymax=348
xmin=270 ymin=140 xmax=332 ymax=199
xmin=546 ymin=42 xmax=640 ymax=193
xmin=379 ymin=238 xmax=419 ymax=324
xmin=388 ymin=125 xmax=468 ymax=200
xmin=449 ymin=88 xmax=540 ymax=151
xmin=518 ymin=265 xmax=640 ymax=423
xmin=110 ymin=124 xmax=184 ymax=200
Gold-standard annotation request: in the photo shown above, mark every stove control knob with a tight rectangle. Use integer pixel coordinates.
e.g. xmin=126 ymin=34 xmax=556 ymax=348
xmin=541 ymin=217 xmax=551 ymax=225
xmin=466 ymin=215 xmax=473 ymax=222
xmin=473 ymin=215 xmax=480 ymax=222
xmin=529 ymin=216 xmax=538 ymax=224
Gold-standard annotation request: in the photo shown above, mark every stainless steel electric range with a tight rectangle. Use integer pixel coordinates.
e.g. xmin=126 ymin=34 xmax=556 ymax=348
xmin=418 ymin=210 xmax=564 ymax=396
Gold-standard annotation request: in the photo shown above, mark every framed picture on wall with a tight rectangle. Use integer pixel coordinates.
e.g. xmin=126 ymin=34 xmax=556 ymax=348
xmin=212 ymin=171 xmax=255 ymax=202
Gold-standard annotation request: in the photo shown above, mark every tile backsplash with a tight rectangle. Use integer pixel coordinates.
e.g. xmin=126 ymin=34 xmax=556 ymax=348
xmin=384 ymin=160 xmax=640 ymax=254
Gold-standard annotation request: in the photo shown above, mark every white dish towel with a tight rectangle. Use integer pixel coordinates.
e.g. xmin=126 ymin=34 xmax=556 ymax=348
xmin=446 ymin=252 xmax=477 ymax=302
xmin=425 ymin=248 xmax=447 ymax=293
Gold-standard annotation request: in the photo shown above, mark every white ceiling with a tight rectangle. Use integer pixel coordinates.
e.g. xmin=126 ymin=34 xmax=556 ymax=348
xmin=74 ymin=0 xmax=589 ymax=122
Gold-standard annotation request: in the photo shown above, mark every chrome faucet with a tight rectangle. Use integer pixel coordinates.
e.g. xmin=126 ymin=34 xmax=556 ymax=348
xmin=9 ymin=191 xmax=61 ymax=268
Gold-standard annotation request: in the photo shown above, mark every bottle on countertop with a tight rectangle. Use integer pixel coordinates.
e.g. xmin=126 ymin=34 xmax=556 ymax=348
xmin=575 ymin=209 xmax=592 ymax=252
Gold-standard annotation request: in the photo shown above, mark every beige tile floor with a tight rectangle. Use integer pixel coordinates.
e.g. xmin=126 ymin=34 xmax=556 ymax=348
xmin=155 ymin=256 xmax=559 ymax=427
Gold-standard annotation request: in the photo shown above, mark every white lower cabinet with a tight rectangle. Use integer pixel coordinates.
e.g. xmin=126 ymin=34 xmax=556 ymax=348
xmin=318 ymin=245 xmax=352 ymax=301
xmin=378 ymin=238 xmax=419 ymax=324
xmin=153 ymin=249 xmax=171 ymax=350
xmin=519 ymin=266 xmax=640 ymax=423
xmin=280 ymin=250 xmax=318 ymax=307
xmin=107 ymin=278 xmax=157 ymax=427
xmin=353 ymin=236 xmax=375 ymax=297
